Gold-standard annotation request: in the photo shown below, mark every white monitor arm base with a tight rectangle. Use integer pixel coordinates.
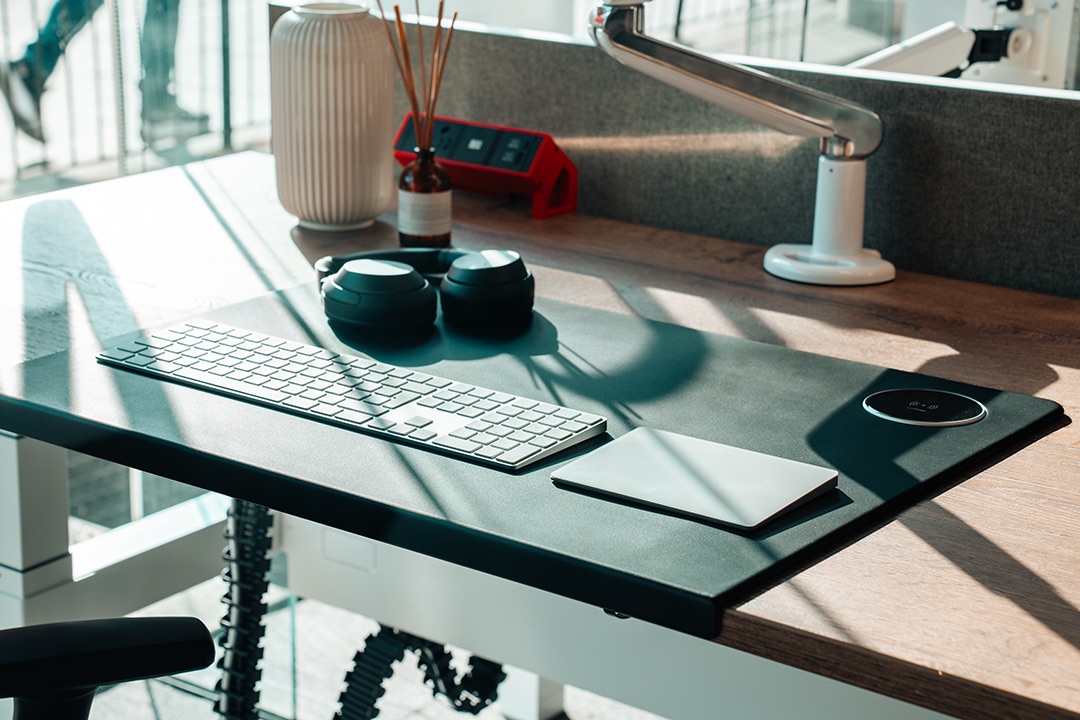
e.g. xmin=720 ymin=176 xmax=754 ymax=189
xmin=764 ymin=156 xmax=894 ymax=285
xmin=590 ymin=1 xmax=896 ymax=286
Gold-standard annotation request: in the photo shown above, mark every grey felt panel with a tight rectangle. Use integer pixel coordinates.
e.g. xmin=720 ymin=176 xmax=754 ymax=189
xmin=402 ymin=28 xmax=1080 ymax=298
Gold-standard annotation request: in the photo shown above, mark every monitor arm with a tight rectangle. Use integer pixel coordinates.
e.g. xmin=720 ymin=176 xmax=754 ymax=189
xmin=589 ymin=0 xmax=896 ymax=285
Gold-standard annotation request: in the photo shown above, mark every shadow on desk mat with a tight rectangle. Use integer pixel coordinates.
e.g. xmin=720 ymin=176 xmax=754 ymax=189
xmin=0 ymin=283 xmax=1065 ymax=637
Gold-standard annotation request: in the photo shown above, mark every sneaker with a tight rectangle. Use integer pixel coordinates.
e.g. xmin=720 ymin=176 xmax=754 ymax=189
xmin=0 ymin=60 xmax=45 ymax=143
xmin=141 ymin=96 xmax=211 ymax=144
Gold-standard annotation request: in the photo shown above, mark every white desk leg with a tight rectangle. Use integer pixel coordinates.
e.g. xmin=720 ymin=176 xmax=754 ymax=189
xmin=0 ymin=432 xmax=71 ymax=720
xmin=0 ymin=432 xmax=73 ymax=628
xmin=500 ymin=665 xmax=566 ymax=720
xmin=1 ymin=431 xmax=230 ymax=628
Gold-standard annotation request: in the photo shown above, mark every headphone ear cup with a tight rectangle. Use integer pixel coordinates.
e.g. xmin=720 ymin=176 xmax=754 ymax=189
xmin=321 ymin=258 xmax=437 ymax=329
xmin=439 ymin=250 xmax=535 ymax=328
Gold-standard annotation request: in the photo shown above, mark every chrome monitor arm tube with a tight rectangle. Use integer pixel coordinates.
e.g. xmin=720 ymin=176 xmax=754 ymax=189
xmin=590 ymin=0 xmax=895 ymax=285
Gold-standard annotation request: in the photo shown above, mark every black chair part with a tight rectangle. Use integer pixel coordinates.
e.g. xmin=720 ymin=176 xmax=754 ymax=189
xmin=0 ymin=616 xmax=215 ymax=720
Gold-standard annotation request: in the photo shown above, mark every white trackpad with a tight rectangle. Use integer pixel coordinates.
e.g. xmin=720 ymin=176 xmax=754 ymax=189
xmin=552 ymin=428 xmax=837 ymax=530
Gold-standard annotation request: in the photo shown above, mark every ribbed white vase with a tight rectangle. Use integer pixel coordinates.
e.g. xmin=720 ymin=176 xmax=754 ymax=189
xmin=270 ymin=3 xmax=394 ymax=231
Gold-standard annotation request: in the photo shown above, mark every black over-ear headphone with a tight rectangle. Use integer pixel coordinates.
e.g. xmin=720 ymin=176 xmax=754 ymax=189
xmin=315 ymin=248 xmax=535 ymax=330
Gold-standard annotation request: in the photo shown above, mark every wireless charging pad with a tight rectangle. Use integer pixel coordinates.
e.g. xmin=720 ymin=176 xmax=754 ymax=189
xmin=862 ymin=388 xmax=987 ymax=427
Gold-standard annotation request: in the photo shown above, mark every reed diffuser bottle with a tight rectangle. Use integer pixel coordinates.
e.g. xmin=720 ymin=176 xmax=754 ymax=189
xmin=377 ymin=0 xmax=458 ymax=248
xmin=398 ymin=144 xmax=452 ymax=247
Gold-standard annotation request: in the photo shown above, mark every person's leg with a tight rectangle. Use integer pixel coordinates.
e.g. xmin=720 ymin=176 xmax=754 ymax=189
xmin=1 ymin=0 xmax=104 ymax=141
xmin=139 ymin=0 xmax=178 ymax=106
xmin=22 ymin=0 xmax=105 ymax=91
xmin=139 ymin=0 xmax=209 ymax=143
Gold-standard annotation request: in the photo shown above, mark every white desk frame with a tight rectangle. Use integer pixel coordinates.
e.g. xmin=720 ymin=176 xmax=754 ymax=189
xmin=280 ymin=513 xmax=953 ymax=720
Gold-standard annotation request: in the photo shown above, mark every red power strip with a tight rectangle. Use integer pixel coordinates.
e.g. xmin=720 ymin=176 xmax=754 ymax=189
xmin=393 ymin=114 xmax=578 ymax=220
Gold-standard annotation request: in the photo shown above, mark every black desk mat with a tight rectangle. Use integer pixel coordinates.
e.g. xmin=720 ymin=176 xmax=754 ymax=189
xmin=0 ymin=286 xmax=1064 ymax=637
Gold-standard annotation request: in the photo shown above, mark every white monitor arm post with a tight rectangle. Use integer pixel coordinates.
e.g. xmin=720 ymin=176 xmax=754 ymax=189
xmin=590 ymin=0 xmax=896 ymax=285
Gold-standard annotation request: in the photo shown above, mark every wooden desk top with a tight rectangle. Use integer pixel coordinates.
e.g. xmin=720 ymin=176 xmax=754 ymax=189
xmin=1 ymin=153 xmax=1076 ymax=719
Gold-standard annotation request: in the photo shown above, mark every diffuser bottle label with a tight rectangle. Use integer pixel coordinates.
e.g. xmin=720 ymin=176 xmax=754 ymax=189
xmin=398 ymin=189 xmax=452 ymax=236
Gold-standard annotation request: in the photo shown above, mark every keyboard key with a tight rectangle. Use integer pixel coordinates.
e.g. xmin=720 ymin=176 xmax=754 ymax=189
xmin=497 ymin=444 xmax=541 ymax=465
xmin=311 ymin=403 xmax=342 ymax=417
xmin=338 ymin=408 xmax=378 ymax=424
xmin=147 ymin=360 xmax=181 ymax=373
xmin=382 ymin=392 xmax=419 ymax=409
xmin=339 ymin=398 xmax=384 ymax=415
xmin=433 ymin=435 xmax=482 ymax=454
xmin=368 ymin=418 xmax=396 ymax=431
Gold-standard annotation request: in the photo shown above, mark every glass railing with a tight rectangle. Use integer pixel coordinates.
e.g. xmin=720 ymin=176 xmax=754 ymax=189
xmin=0 ymin=0 xmax=271 ymax=202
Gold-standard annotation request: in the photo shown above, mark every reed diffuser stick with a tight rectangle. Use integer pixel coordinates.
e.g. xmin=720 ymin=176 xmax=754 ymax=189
xmin=375 ymin=0 xmax=409 ymax=104
xmin=376 ymin=1 xmax=457 ymax=152
xmin=428 ymin=11 xmax=457 ymax=131
xmin=425 ymin=1 xmax=445 ymax=149
xmin=393 ymin=7 xmax=421 ymax=119
xmin=414 ymin=0 xmax=428 ymax=145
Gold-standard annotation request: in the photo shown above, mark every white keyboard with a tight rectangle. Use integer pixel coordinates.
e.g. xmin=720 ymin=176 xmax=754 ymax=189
xmin=96 ymin=320 xmax=607 ymax=470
